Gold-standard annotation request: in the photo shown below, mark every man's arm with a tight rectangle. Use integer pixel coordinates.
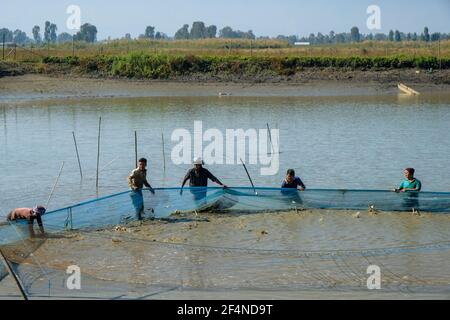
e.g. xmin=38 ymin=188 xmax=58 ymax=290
xmin=206 ymin=169 xmax=225 ymax=187
xmin=181 ymin=170 xmax=191 ymax=188
xmin=402 ymin=187 xmax=420 ymax=192
xmin=36 ymin=214 xmax=45 ymax=235
xmin=27 ymin=219 xmax=36 ymax=238
xmin=127 ymin=172 xmax=135 ymax=189
xmin=144 ymin=179 xmax=155 ymax=194
xmin=297 ymin=178 xmax=306 ymax=190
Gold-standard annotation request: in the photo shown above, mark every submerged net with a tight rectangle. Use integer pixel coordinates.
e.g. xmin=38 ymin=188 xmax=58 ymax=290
xmin=1 ymin=187 xmax=450 ymax=298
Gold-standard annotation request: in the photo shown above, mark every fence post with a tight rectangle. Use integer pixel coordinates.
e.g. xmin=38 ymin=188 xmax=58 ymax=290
xmin=69 ymin=207 xmax=73 ymax=230
xmin=13 ymin=43 xmax=16 ymax=60
xmin=96 ymin=117 xmax=102 ymax=190
xmin=438 ymin=39 xmax=441 ymax=70
xmin=2 ymin=34 xmax=5 ymax=60
xmin=134 ymin=130 xmax=138 ymax=168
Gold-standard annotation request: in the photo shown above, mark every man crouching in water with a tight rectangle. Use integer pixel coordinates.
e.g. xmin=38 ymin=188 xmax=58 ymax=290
xmin=7 ymin=206 xmax=46 ymax=238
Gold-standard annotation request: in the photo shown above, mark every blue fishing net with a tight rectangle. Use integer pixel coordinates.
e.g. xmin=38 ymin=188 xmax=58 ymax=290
xmin=2 ymin=187 xmax=450 ymax=298
xmin=1 ymin=187 xmax=450 ymax=245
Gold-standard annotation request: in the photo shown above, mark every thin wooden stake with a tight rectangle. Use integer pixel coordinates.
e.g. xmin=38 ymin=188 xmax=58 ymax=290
xmin=240 ymin=158 xmax=257 ymax=195
xmin=72 ymin=131 xmax=82 ymax=179
xmin=162 ymin=132 xmax=166 ymax=173
xmin=266 ymin=123 xmax=274 ymax=154
xmin=96 ymin=117 xmax=101 ymax=190
xmin=46 ymin=161 xmax=64 ymax=209
xmin=134 ymin=130 xmax=138 ymax=168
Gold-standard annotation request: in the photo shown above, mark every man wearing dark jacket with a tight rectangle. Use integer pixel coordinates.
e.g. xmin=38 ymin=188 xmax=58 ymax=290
xmin=181 ymin=157 xmax=227 ymax=200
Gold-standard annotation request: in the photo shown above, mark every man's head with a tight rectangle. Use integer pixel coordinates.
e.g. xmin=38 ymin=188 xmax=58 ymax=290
xmin=404 ymin=168 xmax=415 ymax=180
xmin=286 ymin=169 xmax=295 ymax=183
xmin=32 ymin=206 xmax=46 ymax=216
xmin=193 ymin=157 xmax=203 ymax=170
xmin=138 ymin=158 xmax=147 ymax=171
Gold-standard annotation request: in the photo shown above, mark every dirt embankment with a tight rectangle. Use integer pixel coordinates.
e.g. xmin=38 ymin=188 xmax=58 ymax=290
xmin=1 ymin=60 xmax=450 ymax=85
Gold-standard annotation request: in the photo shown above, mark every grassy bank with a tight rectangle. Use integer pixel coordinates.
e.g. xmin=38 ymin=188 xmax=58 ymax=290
xmin=9 ymin=39 xmax=450 ymax=62
xmin=39 ymin=53 xmax=450 ymax=79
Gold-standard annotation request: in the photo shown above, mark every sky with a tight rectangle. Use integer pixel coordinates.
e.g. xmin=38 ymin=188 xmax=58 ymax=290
xmin=2 ymin=0 xmax=450 ymax=40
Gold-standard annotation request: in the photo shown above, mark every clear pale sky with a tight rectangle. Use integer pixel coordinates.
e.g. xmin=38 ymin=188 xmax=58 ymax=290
xmin=2 ymin=0 xmax=450 ymax=40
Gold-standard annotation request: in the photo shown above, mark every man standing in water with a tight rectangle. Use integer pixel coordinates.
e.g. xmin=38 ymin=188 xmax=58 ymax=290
xmin=128 ymin=158 xmax=155 ymax=220
xmin=7 ymin=206 xmax=46 ymax=238
xmin=281 ymin=169 xmax=306 ymax=205
xmin=281 ymin=169 xmax=306 ymax=191
xmin=180 ymin=157 xmax=227 ymax=200
xmin=393 ymin=168 xmax=422 ymax=211
xmin=394 ymin=168 xmax=422 ymax=192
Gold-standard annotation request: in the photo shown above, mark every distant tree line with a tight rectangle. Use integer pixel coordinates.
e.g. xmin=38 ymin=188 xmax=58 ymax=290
xmin=171 ymin=22 xmax=255 ymax=40
xmin=281 ymin=26 xmax=450 ymax=45
xmin=1 ymin=22 xmax=449 ymax=46
xmin=137 ymin=26 xmax=168 ymax=40
xmin=0 ymin=21 xmax=98 ymax=45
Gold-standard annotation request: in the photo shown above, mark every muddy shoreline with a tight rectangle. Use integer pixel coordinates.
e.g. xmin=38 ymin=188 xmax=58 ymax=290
xmin=1 ymin=74 xmax=449 ymax=103
xmin=1 ymin=60 xmax=450 ymax=89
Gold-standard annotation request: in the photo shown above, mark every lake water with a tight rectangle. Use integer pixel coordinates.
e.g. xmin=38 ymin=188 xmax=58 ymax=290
xmin=1 ymin=93 xmax=450 ymax=217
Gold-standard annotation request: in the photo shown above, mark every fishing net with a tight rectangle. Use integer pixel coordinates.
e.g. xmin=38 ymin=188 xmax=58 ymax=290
xmin=2 ymin=187 xmax=450 ymax=245
xmin=1 ymin=187 xmax=450 ymax=298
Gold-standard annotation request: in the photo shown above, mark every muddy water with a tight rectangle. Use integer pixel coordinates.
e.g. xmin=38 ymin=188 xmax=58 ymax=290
xmin=1 ymin=92 xmax=450 ymax=217
xmin=1 ymin=80 xmax=450 ymax=298
xmin=4 ymin=210 xmax=450 ymax=299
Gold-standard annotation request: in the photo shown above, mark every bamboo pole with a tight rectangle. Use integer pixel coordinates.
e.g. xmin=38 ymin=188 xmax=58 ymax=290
xmin=240 ymin=158 xmax=257 ymax=195
xmin=96 ymin=117 xmax=101 ymax=190
xmin=72 ymin=131 xmax=82 ymax=179
xmin=266 ymin=123 xmax=274 ymax=154
xmin=134 ymin=130 xmax=138 ymax=168
xmin=0 ymin=248 xmax=28 ymax=300
xmin=46 ymin=161 xmax=64 ymax=209
xmin=162 ymin=132 xmax=166 ymax=173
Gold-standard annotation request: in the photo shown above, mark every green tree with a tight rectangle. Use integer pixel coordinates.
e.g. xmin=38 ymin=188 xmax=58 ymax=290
xmin=57 ymin=32 xmax=73 ymax=43
xmin=32 ymin=25 xmax=41 ymax=43
xmin=174 ymin=24 xmax=190 ymax=40
xmin=350 ymin=26 xmax=360 ymax=42
xmin=394 ymin=30 xmax=401 ymax=42
xmin=219 ymin=26 xmax=234 ymax=38
xmin=329 ymin=31 xmax=335 ymax=43
xmin=206 ymin=25 xmax=217 ymax=38
xmin=317 ymin=32 xmax=325 ymax=44
xmin=44 ymin=21 xmax=51 ymax=42
xmin=49 ymin=23 xmax=57 ymax=43
xmin=190 ymin=21 xmax=206 ymax=39
xmin=13 ymin=29 xmax=28 ymax=44
xmin=388 ymin=30 xmax=394 ymax=41
xmin=155 ymin=31 xmax=167 ymax=39
xmin=145 ymin=26 xmax=155 ymax=39
xmin=0 ymin=28 xmax=13 ymax=42
xmin=423 ymin=27 xmax=430 ymax=42
xmin=74 ymin=23 xmax=98 ymax=42
xmin=430 ymin=32 xmax=440 ymax=42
